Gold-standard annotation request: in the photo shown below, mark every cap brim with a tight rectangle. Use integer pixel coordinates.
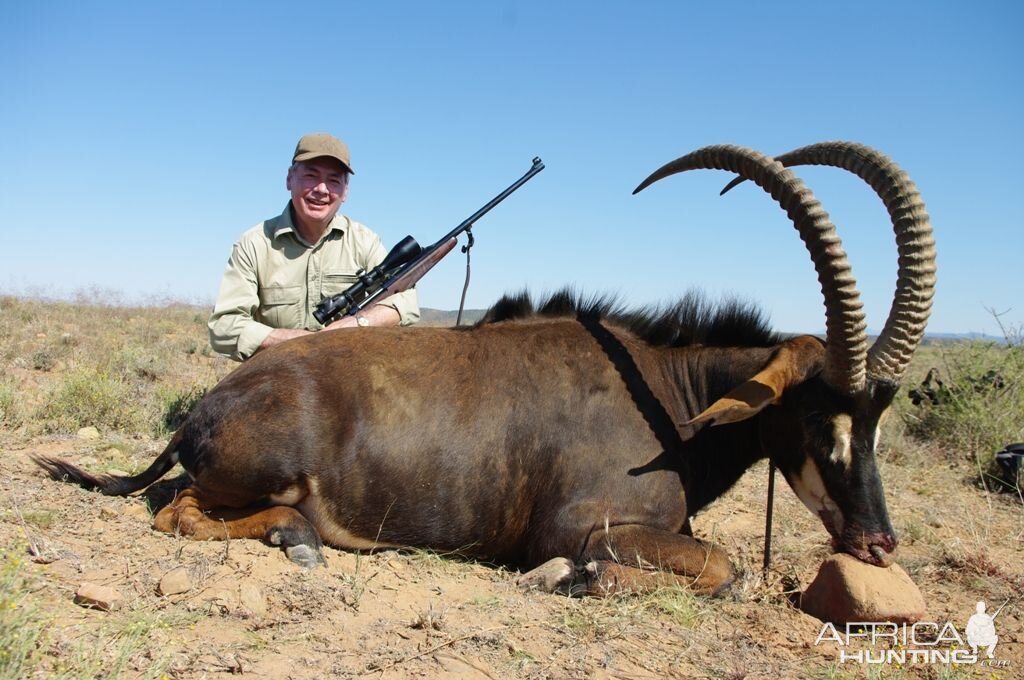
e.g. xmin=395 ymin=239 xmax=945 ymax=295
xmin=293 ymin=152 xmax=354 ymax=174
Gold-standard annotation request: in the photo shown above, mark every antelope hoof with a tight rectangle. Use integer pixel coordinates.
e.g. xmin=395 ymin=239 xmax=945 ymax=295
xmin=286 ymin=544 xmax=326 ymax=569
xmin=517 ymin=557 xmax=575 ymax=594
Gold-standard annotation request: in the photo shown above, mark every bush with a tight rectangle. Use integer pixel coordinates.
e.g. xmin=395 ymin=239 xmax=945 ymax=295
xmin=901 ymin=339 xmax=1024 ymax=489
xmin=158 ymin=384 xmax=207 ymax=436
xmin=0 ymin=382 xmax=18 ymax=428
xmin=37 ymin=368 xmax=144 ymax=433
xmin=30 ymin=349 xmax=56 ymax=372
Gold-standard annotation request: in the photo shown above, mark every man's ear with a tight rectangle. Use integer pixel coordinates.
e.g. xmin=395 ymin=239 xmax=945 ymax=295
xmin=687 ymin=335 xmax=824 ymax=426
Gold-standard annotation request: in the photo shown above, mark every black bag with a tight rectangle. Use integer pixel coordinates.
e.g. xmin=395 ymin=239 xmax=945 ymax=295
xmin=995 ymin=443 xmax=1024 ymax=487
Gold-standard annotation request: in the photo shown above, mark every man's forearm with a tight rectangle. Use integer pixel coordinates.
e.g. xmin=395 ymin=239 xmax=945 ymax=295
xmin=324 ymin=304 xmax=401 ymax=330
xmin=255 ymin=305 xmax=399 ymax=354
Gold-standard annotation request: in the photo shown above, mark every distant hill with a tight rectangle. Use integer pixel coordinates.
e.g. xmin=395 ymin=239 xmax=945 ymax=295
xmin=920 ymin=331 xmax=1006 ymax=344
xmin=418 ymin=307 xmax=487 ymax=327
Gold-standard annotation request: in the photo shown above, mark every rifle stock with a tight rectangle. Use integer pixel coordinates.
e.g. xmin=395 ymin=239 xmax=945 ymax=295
xmin=357 ymin=238 xmax=458 ymax=312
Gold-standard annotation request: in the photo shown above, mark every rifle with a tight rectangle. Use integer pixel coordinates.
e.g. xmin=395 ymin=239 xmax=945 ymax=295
xmin=313 ymin=157 xmax=545 ymax=325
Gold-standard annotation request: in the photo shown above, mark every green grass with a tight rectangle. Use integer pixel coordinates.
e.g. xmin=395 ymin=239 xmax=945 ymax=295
xmin=898 ymin=338 xmax=1024 ymax=489
xmin=557 ymin=583 xmax=706 ymax=643
xmin=0 ymin=545 xmax=198 ymax=680
xmin=0 ymin=548 xmax=45 ymax=680
xmin=0 ymin=379 xmax=18 ymax=428
xmin=158 ymin=384 xmax=207 ymax=435
xmin=0 ymin=295 xmax=234 ymax=437
xmin=37 ymin=367 xmax=145 ymax=433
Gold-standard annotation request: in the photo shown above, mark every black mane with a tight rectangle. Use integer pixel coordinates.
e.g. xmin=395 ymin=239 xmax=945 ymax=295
xmin=478 ymin=288 xmax=780 ymax=349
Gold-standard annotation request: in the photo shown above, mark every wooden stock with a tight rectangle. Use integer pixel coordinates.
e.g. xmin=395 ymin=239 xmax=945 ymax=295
xmin=359 ymin=237 xmax=458 ymax=312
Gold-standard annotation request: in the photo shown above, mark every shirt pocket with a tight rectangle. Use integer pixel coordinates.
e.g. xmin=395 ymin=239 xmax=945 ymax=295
xmin=322 ymin=273 xmax=361 ymax=300
xmin=258 ymin=284 xmax=303 ymax=329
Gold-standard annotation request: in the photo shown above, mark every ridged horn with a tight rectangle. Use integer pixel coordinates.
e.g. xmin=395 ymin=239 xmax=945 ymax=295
xmin=634 ymin=145 xmax=868 ymax=395
xmin=720 ymin=142 xmax=936 ymax=383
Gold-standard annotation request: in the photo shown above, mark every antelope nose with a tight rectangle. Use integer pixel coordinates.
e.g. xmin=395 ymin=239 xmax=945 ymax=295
xmin=867 ymin=533 xmax=898 ymax=567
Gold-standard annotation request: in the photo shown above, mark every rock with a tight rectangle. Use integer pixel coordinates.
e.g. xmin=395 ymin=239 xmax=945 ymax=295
xmin=199 ymin=588 xmax=237 ymax=615
xmin=800 ymin=553 xmax=926 ymax=625
xmin=99 ymin=506 xmax=119 ymax=520
xmin=239 ymin=582 xmax=267 ymax=616
xmin=75 ymin=583 xmax=124 ymax=611
xmin=158 ymin=567 xmax=192 ymax=596
xmin=77 ymin=426 xmax=100 ymax=440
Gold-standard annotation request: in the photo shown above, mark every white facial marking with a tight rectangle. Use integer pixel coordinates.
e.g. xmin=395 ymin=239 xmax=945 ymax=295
xmin=830 ymin=414 xmax=853 ymax=467
xmin=789 ymin=458 xmax=845 ymax=536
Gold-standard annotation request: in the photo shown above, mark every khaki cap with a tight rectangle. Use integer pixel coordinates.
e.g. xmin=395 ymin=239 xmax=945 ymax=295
xmin=292 ymin=133 xmax=354 ymax=174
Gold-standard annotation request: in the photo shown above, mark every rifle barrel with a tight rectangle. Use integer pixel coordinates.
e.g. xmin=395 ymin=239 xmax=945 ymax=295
xmin=429 ymin=157 xmax=544 ymax=249
xmin=325 ymin=157 xmax=545 ymax=321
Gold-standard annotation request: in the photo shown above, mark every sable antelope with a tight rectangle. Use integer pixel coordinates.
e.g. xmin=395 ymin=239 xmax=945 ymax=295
xmin=35 ymin=141 xmax=935 ymax=596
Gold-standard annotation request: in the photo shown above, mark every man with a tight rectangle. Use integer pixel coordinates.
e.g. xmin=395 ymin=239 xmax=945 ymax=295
xmin=209 ymin=133 xmax=420 ymax=360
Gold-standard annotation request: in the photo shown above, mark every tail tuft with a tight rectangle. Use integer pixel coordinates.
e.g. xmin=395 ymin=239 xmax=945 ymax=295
xmin=31 ymin=454 xmax=141 ymax=495
xmin=31 ymin=431 xmax=182 ymax=497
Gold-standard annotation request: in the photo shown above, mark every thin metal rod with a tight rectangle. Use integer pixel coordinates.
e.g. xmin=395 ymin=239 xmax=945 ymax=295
xmin=763 ymin=460 xmax=776 ymax=575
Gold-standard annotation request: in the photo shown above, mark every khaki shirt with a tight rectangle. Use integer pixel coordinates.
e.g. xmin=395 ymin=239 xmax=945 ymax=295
xmin=209 ymin=204 xmax=420 ymax=361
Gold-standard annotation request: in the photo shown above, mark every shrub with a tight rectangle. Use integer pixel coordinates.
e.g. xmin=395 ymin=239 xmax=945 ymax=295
xmin=37 ymin=368 xmax=144 ymax=433
xmin=105 ymin=346 xmax=167 ymax=382
xmin=30 ymin=348 xmax=56 ymax=372
xmin=158 ymin=384 xmax=207 ymax=436
xmin=0 ymin=382 xmax=18 ymax=428
xmin=901 ymin=339 xmax=1024 ymax=489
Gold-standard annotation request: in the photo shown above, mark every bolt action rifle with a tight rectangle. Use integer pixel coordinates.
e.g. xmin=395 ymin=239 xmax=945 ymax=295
xmin=313 ymin=157 xmax=545 ymax=326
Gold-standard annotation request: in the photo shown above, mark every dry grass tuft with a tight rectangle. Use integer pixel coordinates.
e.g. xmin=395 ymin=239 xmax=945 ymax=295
xmin=897 ymin=333 xmax=1024 ymax=491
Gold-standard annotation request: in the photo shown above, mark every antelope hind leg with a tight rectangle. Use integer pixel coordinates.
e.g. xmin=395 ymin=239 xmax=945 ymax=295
xmin=153 ymin=486 xmax=326 ymax=568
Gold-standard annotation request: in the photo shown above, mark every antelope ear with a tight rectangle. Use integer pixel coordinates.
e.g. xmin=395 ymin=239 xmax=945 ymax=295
xmin=687 ymin=336 xmax=825 ymax=426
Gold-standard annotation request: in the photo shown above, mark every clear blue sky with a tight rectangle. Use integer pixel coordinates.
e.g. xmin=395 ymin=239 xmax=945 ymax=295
xmin=2 ymin=1 xmax=1021 ymax=335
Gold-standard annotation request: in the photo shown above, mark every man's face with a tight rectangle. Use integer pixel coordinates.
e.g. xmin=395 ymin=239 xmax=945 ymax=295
xmin=286 ymin=158 xmax=350 ymax=232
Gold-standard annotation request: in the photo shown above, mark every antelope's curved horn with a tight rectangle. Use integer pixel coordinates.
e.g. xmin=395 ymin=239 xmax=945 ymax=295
xmin=634 ymin=145 xmax=868 ymax=395
xmin=719 ymin=142 xmax=936 ymax=383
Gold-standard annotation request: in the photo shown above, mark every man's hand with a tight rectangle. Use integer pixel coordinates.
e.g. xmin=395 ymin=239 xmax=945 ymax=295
xmin=256 ymin=328 xmax=313 ymax=353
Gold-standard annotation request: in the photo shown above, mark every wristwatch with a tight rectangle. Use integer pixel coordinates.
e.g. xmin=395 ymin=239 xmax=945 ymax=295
xmin=355 ymin=315 xmax=370 ymax=328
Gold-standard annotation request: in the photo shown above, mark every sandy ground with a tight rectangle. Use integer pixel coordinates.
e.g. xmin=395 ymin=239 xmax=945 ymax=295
xmin=2 ymin=423 xmax=1021 ymax=679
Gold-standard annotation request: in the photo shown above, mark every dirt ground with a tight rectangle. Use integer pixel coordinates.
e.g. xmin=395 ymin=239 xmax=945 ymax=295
xmin=2 ymin=422 xmax=1021 ymax=679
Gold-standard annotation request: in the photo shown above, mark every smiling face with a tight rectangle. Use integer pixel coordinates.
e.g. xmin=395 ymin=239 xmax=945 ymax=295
xmin=286 ymin=157 xmax=350 ymax=240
